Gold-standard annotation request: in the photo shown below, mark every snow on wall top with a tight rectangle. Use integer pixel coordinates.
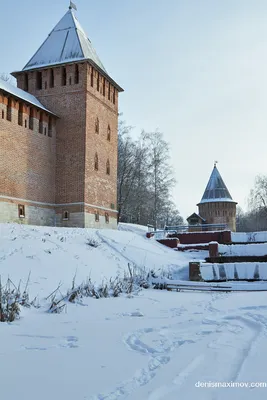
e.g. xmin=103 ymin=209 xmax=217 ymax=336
xmin=231 ymin=231 xmax=267 ymax=243
xmin=198 ymin=165 xmax=236 ymax=204
xmin=200 ymin=262 xmax=267 ymax=281
xmin=23 ymin=9 xmax=106 ymax=73
xmin=0 ymin=78 xmax=55 ymax=115
xmin=219 ymin=243 xmax=267 ymax=257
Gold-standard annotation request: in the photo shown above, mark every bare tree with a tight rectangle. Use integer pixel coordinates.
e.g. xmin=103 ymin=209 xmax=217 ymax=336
xmin=236 ymin=176 xmax=267 ymax=232
xmin=117 ymin=119 xmax=138 ymax=221
xmin=249 ymin=175 xmax=267 ymax=216
xmin=145 ymin=131 xmax=176 ymax=228
xmin=118 ymin=122 xmax=180 ymax=228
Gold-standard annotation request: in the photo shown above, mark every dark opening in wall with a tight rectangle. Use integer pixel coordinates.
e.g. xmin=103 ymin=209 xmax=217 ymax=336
xmin=94 ymin=153 xmax=99 ymax=170
xmin=106 ymin=159 xmax=110 ymax=175
xmin=91 ymin=69 xmax=94 ymax=87
xmin=18 ymin=103 xmax=23 ymax=126
xmin=107 ymin=125 xmax=111 ymax=141
xmin=50 ymin=69 xmax=54 ymax=88
xmin=24 ymin=73 xmax=28 ymax=91
xmin=18 ymin=204 xmax=25 ymax=218
xmin=75 ymin=64 xmax=79 ymax=84
xmin=29 ymin=108 xmax=34 ymax=130
xmin=97 ymin=73 xmax=100 ymax=91
xmin=48 ymin=116 xmax=52 ymax=137
xmin=63 ymin=210 xmax=69 ymax=220
xmin=102 ymin=78 xmax=105 ymax=96
xmin=95 ymin=117 xmax=99 ymax=134
xmin=6 ymin=98 xmax=12 ymax=121
xmin=62 ymin=67 xmax=67 ymax=86
xmin=39 ymin=112 xmax=43 ymax=134
xmin=36 ymin=71 xmax=42 ymax=90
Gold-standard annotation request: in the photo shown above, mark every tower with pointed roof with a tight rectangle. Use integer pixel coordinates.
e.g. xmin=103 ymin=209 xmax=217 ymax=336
xmin=5 ymin=6 xmax=123 ymax=228
xmin=197 ymin=164 xmax=237 ymax=231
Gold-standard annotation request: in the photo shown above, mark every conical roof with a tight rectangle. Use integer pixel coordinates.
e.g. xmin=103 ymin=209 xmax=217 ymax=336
xmin=23 ymin=9 xmax=106 ymax=73
xmin=198 ymin=164 xmax=236 ymax=204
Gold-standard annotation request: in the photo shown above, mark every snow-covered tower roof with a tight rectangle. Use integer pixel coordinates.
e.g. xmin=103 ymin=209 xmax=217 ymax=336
xmin=22 ymin=9 xmax=107 ymax=73
xmin=198 ymin=163 xmax=236 ymax=204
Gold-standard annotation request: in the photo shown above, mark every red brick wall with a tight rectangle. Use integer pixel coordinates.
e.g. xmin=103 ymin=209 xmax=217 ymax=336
xmin=84 ymin=64 xmax=118 ymax=212
xmin=17 ymin=64 xmax=88 ymax=206
xmin=177 ymin=230 xmax=232 ymax=244
xmin=198 ymin=202 xmax=237 ymax=231
xmin=12 ymin=60 xmax=120 ymax=225
xmin=0 ymin=93 xmax=56 ymax=204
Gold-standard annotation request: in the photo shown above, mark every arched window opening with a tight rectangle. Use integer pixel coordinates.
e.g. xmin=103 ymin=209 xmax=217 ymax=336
xmin=105 ymin=213 xmax=109 ymax=224
xmin=18 ymin=205 xmax=25 ymax=218
xmin=63 ymin=210 xmax=69 ymax=220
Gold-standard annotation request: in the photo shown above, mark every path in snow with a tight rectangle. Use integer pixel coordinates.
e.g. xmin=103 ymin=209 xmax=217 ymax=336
xmin=89 ymin=291 xmax=267 ymax=400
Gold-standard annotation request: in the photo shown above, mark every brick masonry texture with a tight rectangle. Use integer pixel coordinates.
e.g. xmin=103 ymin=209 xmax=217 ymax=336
xmin=198 ymin=202 xmax=237 ymax=232
xmin=1 ymin=60 xmax=121 ymax=228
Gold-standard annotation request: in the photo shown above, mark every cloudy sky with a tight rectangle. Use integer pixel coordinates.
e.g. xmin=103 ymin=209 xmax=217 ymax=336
xmin=1 ymin=0 xmax=267 ymax=219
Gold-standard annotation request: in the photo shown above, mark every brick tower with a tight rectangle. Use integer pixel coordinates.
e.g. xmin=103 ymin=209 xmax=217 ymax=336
xmin=197 ymin=163 xmax=237 ymax=231
xmin=11 ymin=6 xmax=123 ymax=228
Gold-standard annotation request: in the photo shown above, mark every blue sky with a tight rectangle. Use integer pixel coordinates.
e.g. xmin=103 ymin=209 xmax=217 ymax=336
xmin=2 ymin=0 xmax=267 ymax=219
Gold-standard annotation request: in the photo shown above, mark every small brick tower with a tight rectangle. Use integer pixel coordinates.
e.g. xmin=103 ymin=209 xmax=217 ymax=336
xmin=8 ymin=6 xmax=123 ymax=228
xmin=197 ymin=163 xmax=237 ymax=231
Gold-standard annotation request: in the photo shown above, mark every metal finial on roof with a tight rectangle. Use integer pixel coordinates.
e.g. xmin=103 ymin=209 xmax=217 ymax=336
xmin=214 ymin=160 xmax=218 ymax=168
xmin=69 ymin=1 xmax=77 ymax=11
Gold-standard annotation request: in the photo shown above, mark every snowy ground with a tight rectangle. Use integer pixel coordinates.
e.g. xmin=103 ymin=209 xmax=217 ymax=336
xmin=1 ymin=223 xmax=267 ymax=399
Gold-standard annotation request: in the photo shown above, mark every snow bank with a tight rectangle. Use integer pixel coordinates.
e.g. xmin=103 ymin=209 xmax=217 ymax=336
xmin=0 ymin=223 xmax=201 ymax=299
xmin=2 ymin=224 xmax=267 ymax=400
xmin=219 ymin=243 xmax=267 ymax=256
xmin=200 ymin=261 xmax=267 ymax=281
